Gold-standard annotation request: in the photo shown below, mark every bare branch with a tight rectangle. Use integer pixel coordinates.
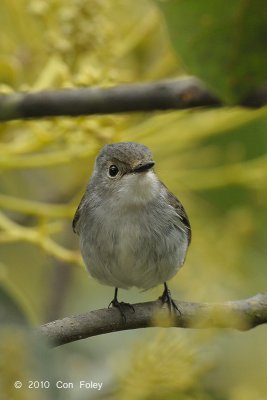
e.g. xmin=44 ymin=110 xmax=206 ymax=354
xmin=38 ymin=293 xmax=267 ymax=347
xmin=0 ymin=78 xmax=221 ymax=122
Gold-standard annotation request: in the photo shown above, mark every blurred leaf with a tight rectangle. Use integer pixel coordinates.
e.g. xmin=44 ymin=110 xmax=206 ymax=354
xmin=158 ymin=0 xmax=267 ymax=103
xmin=115 ymin=331 xmax=213 ymax=400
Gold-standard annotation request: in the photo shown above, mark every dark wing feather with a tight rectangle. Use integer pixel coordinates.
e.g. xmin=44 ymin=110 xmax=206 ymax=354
xmin=162 ymin=183 xmax=191 ymax=244
xmin=72 ymin=194 xmax=85 ymax=234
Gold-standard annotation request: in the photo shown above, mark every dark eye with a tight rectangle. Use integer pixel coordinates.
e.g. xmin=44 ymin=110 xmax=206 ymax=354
xmin=109 ymin=165 xmax=119 ymax=177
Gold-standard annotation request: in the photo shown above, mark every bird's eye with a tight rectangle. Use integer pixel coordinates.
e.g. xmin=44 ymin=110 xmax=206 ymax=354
xmin=108 ymin=165 xmax=119 ymax=177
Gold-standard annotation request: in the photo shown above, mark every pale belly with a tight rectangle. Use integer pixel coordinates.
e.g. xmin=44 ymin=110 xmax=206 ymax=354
xmin=80 ymin=208 xmax=188 ymax=290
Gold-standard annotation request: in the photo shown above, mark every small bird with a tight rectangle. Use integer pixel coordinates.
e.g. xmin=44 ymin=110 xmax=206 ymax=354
xmin=73 ymin=142 xmax=191 ymax=319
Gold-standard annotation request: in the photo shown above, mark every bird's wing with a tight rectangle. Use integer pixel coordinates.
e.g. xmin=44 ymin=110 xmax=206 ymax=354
xmin=72 ymin=194 xmax=85 ymax=234
xmin=164 ymin=185 xmax=192 ymax=244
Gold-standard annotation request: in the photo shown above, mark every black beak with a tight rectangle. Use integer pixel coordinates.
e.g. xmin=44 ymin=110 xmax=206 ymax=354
xmin=132 ymin=161 xmax=155 ymax=173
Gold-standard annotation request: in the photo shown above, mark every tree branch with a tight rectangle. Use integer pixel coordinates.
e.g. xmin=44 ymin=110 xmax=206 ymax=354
xmin=0 ymin=78 xmax=221 ymax=122
xmin=38 ymin=293 xmax=267 ymax=347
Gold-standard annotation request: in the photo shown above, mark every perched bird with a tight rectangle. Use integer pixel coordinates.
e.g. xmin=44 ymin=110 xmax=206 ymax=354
xmin=73 ymin=142 xmax=191 ymax=319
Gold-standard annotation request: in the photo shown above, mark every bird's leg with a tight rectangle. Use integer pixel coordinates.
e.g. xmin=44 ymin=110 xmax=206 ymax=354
xmin=159 ymin=282 xmax=181 ymax=315
xmin=108 ymin=288 xmax=135 ymax=322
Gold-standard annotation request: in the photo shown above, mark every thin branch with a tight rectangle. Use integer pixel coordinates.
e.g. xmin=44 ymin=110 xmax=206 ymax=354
xmin=0 ymin=211 xmax=82 ymax=266
xmin=0 ymin=78 xmax=221 ymax=122
xmin=38 ymin=293 xmax=267 ymax=347
xmin=0 ymin=194 xmax=74 ymax=218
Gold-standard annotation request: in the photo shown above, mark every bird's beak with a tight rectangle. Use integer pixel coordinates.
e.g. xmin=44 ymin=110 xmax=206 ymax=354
xmin=132 ymin=161 xmax=155 ymax=173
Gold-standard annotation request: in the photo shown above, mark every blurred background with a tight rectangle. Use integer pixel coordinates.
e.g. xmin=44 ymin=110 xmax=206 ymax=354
xmin=0 ymin=1 xmax=266 ymax=399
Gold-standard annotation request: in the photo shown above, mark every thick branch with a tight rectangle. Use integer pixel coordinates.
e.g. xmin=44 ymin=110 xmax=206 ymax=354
xmin=0 ymin=78 xmax=221 ymax=122
xmin=38 ymin=293 xmax=267 ymax=347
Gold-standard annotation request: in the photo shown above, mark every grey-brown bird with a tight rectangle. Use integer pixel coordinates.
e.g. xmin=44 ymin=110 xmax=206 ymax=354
xmin=73 ymin=142 xmax=191 ymax=318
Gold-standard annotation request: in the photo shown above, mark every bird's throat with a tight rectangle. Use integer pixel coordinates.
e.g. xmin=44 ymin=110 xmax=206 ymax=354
xmin=116 ymin=170 xmax=159 ymax=208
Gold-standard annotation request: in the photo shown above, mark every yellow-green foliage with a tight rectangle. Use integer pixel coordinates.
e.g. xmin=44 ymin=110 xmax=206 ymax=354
xmin=115 ymin=331 xmax=213 ymax=400
xmin=0 ymin=1 xmax=266 ymax=400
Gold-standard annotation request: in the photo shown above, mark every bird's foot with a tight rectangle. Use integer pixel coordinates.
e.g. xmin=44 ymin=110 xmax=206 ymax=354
xmin=159 ymin=283 xmax=181 ymax=315
xmin=108 ymin=291 xmax=135 ymax=322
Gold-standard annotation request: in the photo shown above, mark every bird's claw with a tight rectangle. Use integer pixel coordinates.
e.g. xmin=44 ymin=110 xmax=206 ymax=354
xmin=109 ymin=299 xmax=135 ymax=322
xmin=159 ymin=283 xmax=181 ymax=315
